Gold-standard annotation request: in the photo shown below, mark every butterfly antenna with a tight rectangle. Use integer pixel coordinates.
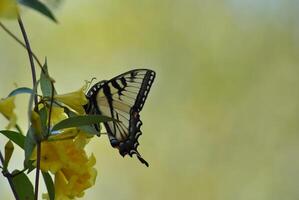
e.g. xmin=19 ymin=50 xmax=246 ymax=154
xmin=84 ymin=77 xmax=97 ymax=92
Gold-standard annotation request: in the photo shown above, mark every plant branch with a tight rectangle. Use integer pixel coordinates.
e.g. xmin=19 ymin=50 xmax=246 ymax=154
xmin=15 ymin=124 xmax=23 ymax=135
xmin=47 ymin=83 xmax=55 ymax=137
xmin=0 ymin=151 xmax=20 ymax=200
xmin=17 ymin=16 xmax=41 ymax=200
xmin=17 ymin=17 xmax=38 ymax=106
xmin=0 ymin=22 xmax=43 ymax=69
xmin=34 ymin=142 xmax=41 ymax=200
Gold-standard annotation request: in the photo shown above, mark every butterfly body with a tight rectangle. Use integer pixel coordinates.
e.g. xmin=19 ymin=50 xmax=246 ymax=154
xmin=84 ymin=69 xmax=156 ymax=167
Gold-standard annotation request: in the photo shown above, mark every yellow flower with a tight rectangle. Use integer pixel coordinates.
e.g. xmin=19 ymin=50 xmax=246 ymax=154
xmin=0 ymin=96 xmax=17 ymax=129
xmin=54 ymin=155 xmax=97 ymax=199
xmin=35 ymin=139 xmax=97 ymax=199
xmin=31 ymin=140 xmax=64 ymax=173
xmin=37 ymin=105 xmax=68 ymax=131
xmin=50 ymin=106 xmax=68 ymax=126
xmin=31 ymin=136 xmax=86 ymax=174
xmin=0 ymin=0 xmax=18 ymax=19
xmin=74 ymin=132 xmax=90 ymax=149
xmin=55 ymin=139 xmax=89 ymax=173
xmin=54 ymin=170 xmax=71 ymax=200
xmin=55 ymin=87 xmax=88 ymax=115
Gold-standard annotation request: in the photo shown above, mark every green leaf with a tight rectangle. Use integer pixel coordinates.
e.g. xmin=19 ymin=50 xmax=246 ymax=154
xmin=52 ymin=115 xmax=115 ymax=131
xmin=19 ymin=0 xmax=57 ymax=22
xmin=39 ymin=106 xmax=49 ymax=137
xmin=62 ymin=110 xmax=100 ymax=135
xmin=26 ymin=160 xmax=36 ymax=174
xmin=67 ymin=109 xmax=78 ymax=117
xmin=0 ymin=130 xmax=25 ymax=149
xmin=24 ymin=127 xmax=36 ymax=168
xmin=79 ymin=125 xmax=100 ymax=136
xmin=39 ymin=106 xmax=48 ymax=128
xmin=40 ymin=60 xmax=56 ymax=97
xmin=12 ymin=170 xmax=34 ymax=200
xmin=42 ymin=172 xmax=55 ymax=200
xmin=7 ymin=87 xmax=33 ymax=97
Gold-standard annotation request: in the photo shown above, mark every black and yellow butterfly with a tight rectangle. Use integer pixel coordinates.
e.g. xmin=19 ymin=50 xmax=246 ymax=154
xmin=84 ymin=69 xmax=156 ymax=167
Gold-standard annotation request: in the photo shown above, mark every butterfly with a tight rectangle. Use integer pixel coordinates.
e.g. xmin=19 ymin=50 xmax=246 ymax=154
xmin=84 ymin=69 xmax=156 ymax=167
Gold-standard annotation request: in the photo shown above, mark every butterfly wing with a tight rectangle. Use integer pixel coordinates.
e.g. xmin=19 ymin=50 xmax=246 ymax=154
xmin=85 ymin=69 xmax=156 ymax=166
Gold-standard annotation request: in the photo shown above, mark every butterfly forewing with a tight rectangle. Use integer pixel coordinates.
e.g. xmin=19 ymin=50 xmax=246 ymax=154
xmin=85 ymin=69 xmax=155 ymax=167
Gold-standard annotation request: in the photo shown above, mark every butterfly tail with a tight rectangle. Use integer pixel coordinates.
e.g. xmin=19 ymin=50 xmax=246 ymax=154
xmin=136 ymin=152 xmax=149 ymax=167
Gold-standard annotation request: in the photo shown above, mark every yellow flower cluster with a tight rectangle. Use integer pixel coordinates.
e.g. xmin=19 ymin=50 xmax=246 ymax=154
xmin=0 ymin=0 xmax=18 ymax=19
xmin=30 ymin=87 xmax=97 ymax=200
xmin=32 ymin=132 xmax=97 ymax=200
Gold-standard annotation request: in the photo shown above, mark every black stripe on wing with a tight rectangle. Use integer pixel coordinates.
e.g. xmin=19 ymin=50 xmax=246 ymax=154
xmin=85 ymin=69 xmax=155 ymax=167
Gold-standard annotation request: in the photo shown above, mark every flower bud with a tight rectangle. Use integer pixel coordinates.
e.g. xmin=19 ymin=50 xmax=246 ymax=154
xmin=31 ymin=111 xmax=42 ymax=138
xmin=4 ymin=140 xmax=14 ymax=168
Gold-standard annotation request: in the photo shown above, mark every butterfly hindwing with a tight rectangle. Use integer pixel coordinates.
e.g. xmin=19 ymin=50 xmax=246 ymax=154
xmin=85 ymin=69 xmax=156 ymax=166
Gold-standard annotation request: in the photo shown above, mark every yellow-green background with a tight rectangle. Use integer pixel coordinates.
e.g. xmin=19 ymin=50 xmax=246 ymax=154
xmin=1 ymin=0 xmax=299 ymax=199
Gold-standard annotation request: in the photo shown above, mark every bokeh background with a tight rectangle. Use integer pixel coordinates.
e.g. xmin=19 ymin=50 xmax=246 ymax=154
xmin=1 ymin=0 xmax=299 ymax=199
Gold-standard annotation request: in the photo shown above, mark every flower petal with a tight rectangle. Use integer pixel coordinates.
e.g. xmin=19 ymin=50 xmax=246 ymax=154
xmin=50 ymin=107 xmax=68 ymax=126
xmin=0 ymin=96 xmax=17 ymax=129
xmin=55 ymin=87 xmax=88 ymax=115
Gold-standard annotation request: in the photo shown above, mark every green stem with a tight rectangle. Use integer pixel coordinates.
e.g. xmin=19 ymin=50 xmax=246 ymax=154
xmin=0 ymin=151 xmax=20 ymax=200
xmin=47 ymin=83 xmax=55 ymax=137
xmin=15 ymin=124 xmax=23 ymax=135
xmin=34 ymin=142 xmax=41 ymax=200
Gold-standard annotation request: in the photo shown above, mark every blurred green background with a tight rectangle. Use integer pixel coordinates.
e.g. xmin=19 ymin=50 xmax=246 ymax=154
xmin=1 ymin=0 xmax=299 ymax=199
